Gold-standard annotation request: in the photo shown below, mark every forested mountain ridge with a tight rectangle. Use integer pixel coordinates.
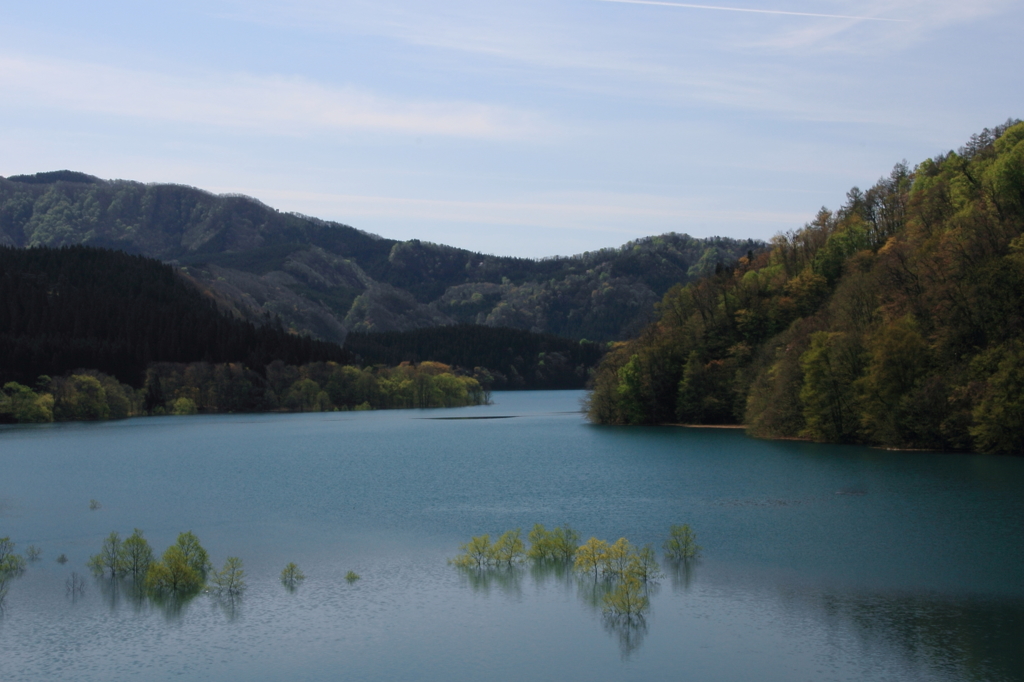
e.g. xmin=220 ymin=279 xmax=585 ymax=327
xmin=0 ymin=245 xmax=351 ymax=387
xmin=0 ymin=172 xmax=760 ymax=343
xmin=586 ymin=120 xmax=1024 ymax=455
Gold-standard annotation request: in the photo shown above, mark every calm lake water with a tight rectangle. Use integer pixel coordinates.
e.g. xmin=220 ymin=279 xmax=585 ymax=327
xmin=1 ymin=390 xmax=1022 ymax=681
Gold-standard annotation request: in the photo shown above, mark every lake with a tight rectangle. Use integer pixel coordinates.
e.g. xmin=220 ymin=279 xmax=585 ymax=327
xmin=1 ymin=390 xmax=1022 ymax=681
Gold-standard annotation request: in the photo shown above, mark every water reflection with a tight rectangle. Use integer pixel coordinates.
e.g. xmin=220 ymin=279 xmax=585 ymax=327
xmin=211 ymin=592 xmax=243 ymax=622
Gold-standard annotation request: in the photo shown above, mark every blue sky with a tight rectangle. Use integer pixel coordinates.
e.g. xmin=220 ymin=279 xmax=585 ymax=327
xmin=0 ymin=0 xmax=1019 ymax=257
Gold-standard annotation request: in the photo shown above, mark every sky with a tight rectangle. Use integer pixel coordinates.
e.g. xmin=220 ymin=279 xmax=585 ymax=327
xmin=0 ymin=0 xmax=1020 ymax=258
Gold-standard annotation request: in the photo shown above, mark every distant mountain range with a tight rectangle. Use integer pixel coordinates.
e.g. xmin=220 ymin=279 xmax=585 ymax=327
xmin=0 ymin=171 xmax=762 ymax=344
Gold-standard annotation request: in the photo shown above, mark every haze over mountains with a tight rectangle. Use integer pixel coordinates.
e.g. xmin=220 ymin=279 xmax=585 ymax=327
xmin=0 ymin=171 xmax=761 ymax=344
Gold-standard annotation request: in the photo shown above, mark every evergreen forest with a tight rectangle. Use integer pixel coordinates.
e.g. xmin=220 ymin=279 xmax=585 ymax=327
xmin=586 ymin=120 xmax=1024 ymax=455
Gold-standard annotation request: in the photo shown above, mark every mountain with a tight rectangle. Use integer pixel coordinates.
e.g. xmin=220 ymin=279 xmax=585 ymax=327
xmin=0 ymin=173 xmax=762 ymax=344
xmin=585 ymin=120 xmax=1024 ymax=455
xmin=0 ymin=245 xmax=350 ymax=387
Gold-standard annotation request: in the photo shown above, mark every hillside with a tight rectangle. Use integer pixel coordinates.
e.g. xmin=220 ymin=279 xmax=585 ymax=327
xmin=0 ymin=245 xmax=351 ymax=387
xmin=586 ymin=120 xmax=1024 ymax=455
xmin=0 ymin=174 xmax=761 ymax=343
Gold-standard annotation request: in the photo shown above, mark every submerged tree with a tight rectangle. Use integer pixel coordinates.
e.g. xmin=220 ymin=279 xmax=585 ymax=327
xmin=491 ymin=529 xmax=525 ymax=566
xmin=145 ymin=545 xmax=204 ymax=595
xmin=451 ymin=534 xmax=494 ymax=568
xmin=88 ymin=531 xmax=124 ymax=578
xmin=280 ymin=562 xmax=305 ymax=589
xmin=574 ymin=537 xmax=609 ymax=580
xmin=663 ymin=524 xmax=701 ymax=561
xmin=119 ymin=529 xmax=153 ymax=582
xmin=211 ymin=557 xmax=246 ymax=596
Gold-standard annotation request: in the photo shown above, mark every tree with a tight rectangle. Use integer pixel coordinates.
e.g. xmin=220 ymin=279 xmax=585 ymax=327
xmin=574 ymin=537 xmax=609 ymax=580
xmin=119 ymin=529 xmax=153 ymax=582
xmin=527 ymin=524 xmax=555 ymax=561
xmin=452 ymin=534 xmax=493 ymax=568
xmin=491 ymin=529 xmax=525 ymax=566
xmin=88 ymin=531 xmax=124 ymax=578
xmin=145 ymin=545 xmax=203 ymax=594
xmin=173 ymin=531 xmax=210 ymax=578
xmin=603 ymin=576 xmax=649 ymax=621
xmin=211 ymin=557 xmax=246 ymax=596
xmin=0 ymin=537 xmax=26 ymax=577
xmin=603 ymin=538 xmax=633 ymax=580
xmin=664 ymin=524 xmax=701 ymax=560
xmin=551 ymin=524 xmax=581 ymax=562
xmin=280 ymin=562 xmax=305 ymax=588
xmin=627 ymin=544 xmax=661 ymax=583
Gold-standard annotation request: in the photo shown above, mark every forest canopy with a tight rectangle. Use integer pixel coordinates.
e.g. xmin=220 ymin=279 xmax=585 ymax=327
xmin=586 ymin=120 xmax=1024 ymax=455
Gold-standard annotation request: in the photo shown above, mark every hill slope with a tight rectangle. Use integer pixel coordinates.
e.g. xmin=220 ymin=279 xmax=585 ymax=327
xmin=0 ymin=245 xmax=351 ymax=387
xmin=0 ymin=174 xmax=760 ymax=343
xmin=586 ymin=120 xmax=1024 ymax=455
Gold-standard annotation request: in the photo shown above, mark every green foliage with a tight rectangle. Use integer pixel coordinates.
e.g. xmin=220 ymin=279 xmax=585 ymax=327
xmin=119 ymin=529 xmax=153 ymax=582
xmin=451 ymin=534 xmax=493 ymax=568
xmin=586 ymin=120 xmax=1024 ymax=453
xmin=0 ymin=382 xmax=54 ymax=423
xmin=88 ymin=531 xmax=124 ymax=578
xmin=345 ymin=571 xmax=360 ymax=582
xmin=145 ymin=545 xmax=203 ymax=595
xmin=602 ymin=576 xmax=649 ymax=621
xmin=970 ymin=341 xmax=1024 ymax=454
xmin=0 ymin=537 xmax=26 ymax=577
xmin=574 ymin=537 xmax=609 ymax=579
xmin=171 ymin=397 xmax=197 ymax=415
xmin=26 ymin=545 xmax=41 ymax=561
xmin=211 ymin=557 xmax=246 ymax=596
xmin=491 ymin=529 xmax=526 ymax=566
xmin=663 ymin=524 xmax=701 ymax=561
xmin=280 ymin=562 xmax=305 ymax=588
xmin=173 ymin=531 xmax=210 ymax=578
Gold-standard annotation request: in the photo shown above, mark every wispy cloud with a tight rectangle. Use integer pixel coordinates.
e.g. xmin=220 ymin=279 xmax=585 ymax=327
xmin=593 ymin=0 xmax=907 ymax=22
xmin=0 ymin=53 xmax=546 ymax=139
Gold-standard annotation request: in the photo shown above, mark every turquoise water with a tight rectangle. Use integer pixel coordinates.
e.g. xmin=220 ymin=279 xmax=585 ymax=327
xmin=1 ymin=391 xmax=1021 ymax=681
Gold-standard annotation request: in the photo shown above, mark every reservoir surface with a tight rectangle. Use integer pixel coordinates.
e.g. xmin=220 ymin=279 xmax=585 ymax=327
xmin=1 ymin=390 xmax=1021 ymax=681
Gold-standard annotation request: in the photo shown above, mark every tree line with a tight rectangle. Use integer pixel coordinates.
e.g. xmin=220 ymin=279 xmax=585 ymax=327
xmin=586 ymin=120 xmax=1024 ymax=455
xmin=345 ymin=324 xmax=605 ymax=390
xmin=0 ymin=359 xmax=486 ymax=423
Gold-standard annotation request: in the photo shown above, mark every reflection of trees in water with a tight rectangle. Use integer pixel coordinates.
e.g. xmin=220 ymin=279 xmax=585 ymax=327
xmin=460 ymin=559 xmax=660 ymax=657
xmin=816 ymin=592 xmax=1024 ymax=682
xmin=211 ymin=593 xmax=243 ymax=622
xmin=456 ymin=564 xmax=525 ymax=599
xmin=666 ymin=559 xmax=696 ymax=592
xmin=603 ymin=613 xmax=648 ymax=659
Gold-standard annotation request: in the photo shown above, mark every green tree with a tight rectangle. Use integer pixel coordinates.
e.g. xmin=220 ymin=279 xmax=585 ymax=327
xmin=211 ymin=557 xmax=246 ymax=596
xmin=550 ymin=524 xmax=581 ymax=562
xmin=491 ymin=529 xmax=525 ymax=566
xmin=602 ymin=575 xmax=649 ymax=621
xmin=280 ymin=562 xmax=305 ymax=588
xmin=0 ymin=382 xmax=54 ymax=423
xmin=145 ymin=545 xmax=203 ymax=594
xmin=527 ymin=524 xmax=555 ymax=561
xmin=799 ymin=331 xmax=862 ymax=442
xmin=0 ymin=537 xmax=26 ymax=577
xmin=452 ymin=534 xmax=493 ymax=568
xmin=173 ymin=531 xmax=210 ymax=578
xmin=119 ymin=529 xmax=153 ymax=582
xmin=574 ymin=537 xmax=609 ymax=580
xmin=88 ymin=531 xmax=124 ymax=578
xmin=627 ymin=544 xmax=661 ymax=583
xmin=970 ymin=341 xmax=1024 ymax=454
xmin=603 ymin=538 xmax=633 ymax=580
xmin=664 ymin=524 xmax=701 ymax=560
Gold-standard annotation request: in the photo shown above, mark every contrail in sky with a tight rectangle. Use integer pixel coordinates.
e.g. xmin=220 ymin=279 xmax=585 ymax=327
xmin=594 ymin=0 xmax=908 ymax=22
